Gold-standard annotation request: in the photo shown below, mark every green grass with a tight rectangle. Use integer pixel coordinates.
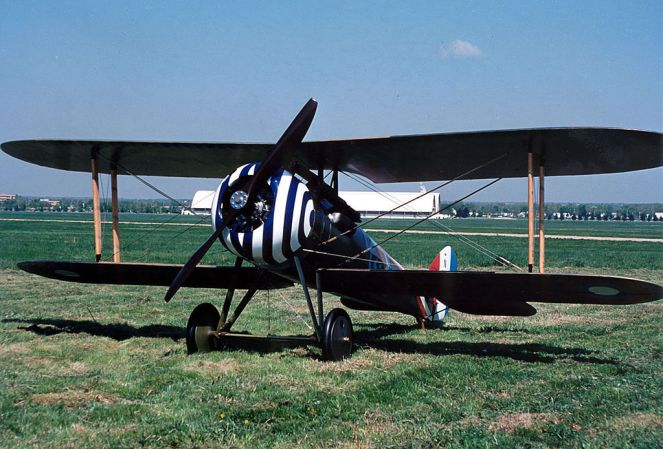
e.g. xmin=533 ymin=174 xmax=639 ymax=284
xmin=1 ymin=212 xmax=662 ymax=270
xmin=0 ymin=212 xmax=661 ymax=448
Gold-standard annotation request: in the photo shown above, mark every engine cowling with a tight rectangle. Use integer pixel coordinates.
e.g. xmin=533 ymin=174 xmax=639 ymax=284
xmin=212 ymin=163 xmax=316 ymax=266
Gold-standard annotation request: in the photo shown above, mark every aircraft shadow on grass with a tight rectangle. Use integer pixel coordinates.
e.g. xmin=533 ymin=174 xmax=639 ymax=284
xmin=354 ymin=323 xmax=617 ymax=365
xmin=4 ymin=318 xmax=185 ymax=341
xmin=5 ymin=317 xmax=618 ymax=365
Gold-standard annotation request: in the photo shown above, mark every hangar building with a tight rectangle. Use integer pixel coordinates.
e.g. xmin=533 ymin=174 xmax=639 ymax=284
xmin=181 ymin=190 xmax=216 ymax=215
xmin=183 ymin=189 xmax=441 ymax=219
xmin=339 ymin=191 xmax=440 ymax=218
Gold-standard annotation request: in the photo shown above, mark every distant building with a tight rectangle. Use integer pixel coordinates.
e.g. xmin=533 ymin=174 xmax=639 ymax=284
xmin=39 ymin=198 xmax=61 ymax=207
xmin=182 ymin=190 xmax=216 ymax=215
xmin=183 ymin=189 xmax=442 ymax=219
xmin=339 ymin=191 xmax=440 ymax=219
xmin=0 ymin=193 xmax=17 ymax=202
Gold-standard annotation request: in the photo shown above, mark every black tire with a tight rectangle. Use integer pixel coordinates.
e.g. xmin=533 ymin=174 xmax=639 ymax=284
xmin=186 ymin=303 xmax=220 ymax=354
xmin=321 ymin=308 xmax=353 ymax=361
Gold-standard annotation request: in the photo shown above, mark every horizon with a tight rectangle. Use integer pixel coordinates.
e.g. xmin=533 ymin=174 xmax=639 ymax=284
xmin=3 ymin=193 xmax=663 ymax=207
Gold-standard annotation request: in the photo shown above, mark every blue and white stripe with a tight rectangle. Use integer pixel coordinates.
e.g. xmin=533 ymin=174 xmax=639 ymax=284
xmin=212 ymin=164 xmax=315 ymax=266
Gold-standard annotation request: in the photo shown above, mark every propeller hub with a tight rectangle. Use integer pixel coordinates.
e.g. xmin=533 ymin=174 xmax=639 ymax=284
xmin=219 ymin=171 xmax=275 ymax=233
xmin=229 ymin=190 xmax=248 ymax=210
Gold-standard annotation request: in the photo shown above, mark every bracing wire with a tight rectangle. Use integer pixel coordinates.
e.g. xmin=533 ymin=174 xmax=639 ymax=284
xmin=95 ymin=152 xmax=197 ymax=215
xmin=342 ymin=171 xmax=523 ymax=271
xmin=318 ymin=152 xmax=509 ymax=245
xmin=301 ymin=247 xmax=393 ymax=267
xmin=289 ymin=152 xmax=519 ymax=270
xmin=337 ymin=178 xmax=503 ymax=267
xmin=92 ymin=151 xmax=229 ymax=263
xmin=271 ymin=287 xmax=313 ymax=330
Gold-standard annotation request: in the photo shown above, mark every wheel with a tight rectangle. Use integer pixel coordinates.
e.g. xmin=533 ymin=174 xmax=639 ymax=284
xmin=321 ymin=308 xmax=353 ymax=361
xmin=186 ymin=303 xmax=220 ymax=354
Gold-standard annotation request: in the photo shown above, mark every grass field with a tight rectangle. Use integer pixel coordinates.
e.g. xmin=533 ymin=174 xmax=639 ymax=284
xmin=0 ymin=212 xmax=661 ymax=448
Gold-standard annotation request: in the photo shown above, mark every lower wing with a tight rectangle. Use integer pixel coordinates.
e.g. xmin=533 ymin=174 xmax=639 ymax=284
xmin=18 ymin=260 xmax=292 ymax=291
xmin=318 ymin=269 xmax=662 ymax=316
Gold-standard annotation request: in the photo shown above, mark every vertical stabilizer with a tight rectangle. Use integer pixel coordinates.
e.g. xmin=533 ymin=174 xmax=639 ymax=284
xmin=424 ymin=246 xmax=456 ymax=326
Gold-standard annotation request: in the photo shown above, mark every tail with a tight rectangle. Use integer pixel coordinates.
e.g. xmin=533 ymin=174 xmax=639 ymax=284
xmin=420 ymin=246 xmax=456 ymax=328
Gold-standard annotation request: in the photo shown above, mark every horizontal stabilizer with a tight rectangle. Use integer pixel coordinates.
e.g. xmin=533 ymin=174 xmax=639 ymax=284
xmin=318 ymin=269 xmax=662 ymax=317
xmin=18 ymin=260 xmax=292 ymax=290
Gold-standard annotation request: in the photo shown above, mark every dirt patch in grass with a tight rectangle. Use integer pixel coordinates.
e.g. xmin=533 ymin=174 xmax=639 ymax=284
xmin=0 ymin=340 xmax=60 ymax=356
xmin=183 ymin=358 xmax=240 ymax=376
xmin=268 ymin=369 xmax=354 ymax=395
xmin=70 ymin=423 xmax=89 ymax=435
xmin=335 ymin=441 xmax=374 ymax=449
xmin=11 ymin=353 xmax=89 ymax=375
xmin=351 ymin=410 xmax=400 ymax=443
xmin=530 ymin=313 xmax=624 ymax=327
xmin=70 ymin=422 xmax=138 ymax=439
xmin=312 ymin=355 xmax=375 ymax=373
xmin=611 ymin=413 xmax=663 ymax=430
xmin=0 ymin=342 xmax=31 ymax=356
xmin=313 ymin=349 xmax=430 ymax=374
xmin=32 ymin=390 xmax=119 ymax=408
xmin=488 ymin=412 xmax=561 ymax=433
xmin=454 ymin=314 xmax=516 ymax=324
xmin=39 ymin=357 xmax=77 ymax=374
xmin=490 ymin=338 xmax=519 ymax=344
xmin=67 ymin=361 xmax=88 ymax=374
xmin=268 ymin=373 xmax=308 ymax=393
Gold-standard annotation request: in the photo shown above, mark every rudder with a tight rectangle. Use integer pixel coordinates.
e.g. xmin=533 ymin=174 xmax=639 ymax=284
xmin=422 ymin=246 xmax=456 ymax=327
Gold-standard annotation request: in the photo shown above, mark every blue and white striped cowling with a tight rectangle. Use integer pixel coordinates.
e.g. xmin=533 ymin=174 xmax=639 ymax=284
xmin=211 ymin=163 xmax=315 ymax=266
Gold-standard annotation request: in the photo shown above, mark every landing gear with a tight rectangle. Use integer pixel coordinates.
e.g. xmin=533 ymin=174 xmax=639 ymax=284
xmin=184 ymin=262 xmax=355 ymax=361
xmin=321 ymin=308 xmax=353 ymax=361
xmin=186 ymin=303 xmax=220 ymax=354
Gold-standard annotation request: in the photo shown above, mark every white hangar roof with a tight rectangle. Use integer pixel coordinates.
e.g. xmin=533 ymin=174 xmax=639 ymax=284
xmin=186 ymin=189 xmax=440 ymax=216
xmin=339 ymin=191 xmax=439 ymax=214
xmin=191 ymin=190 xmax=215 ymax=209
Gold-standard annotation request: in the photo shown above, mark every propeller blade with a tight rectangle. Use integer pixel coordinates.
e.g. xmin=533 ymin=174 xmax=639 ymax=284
xmin=164 ymin=229 xmax=221 ymax=302
xmin=246 ymin=98 xmax=317 ymax=198
xmin=164 ymin=98 xmax=317 ymax=302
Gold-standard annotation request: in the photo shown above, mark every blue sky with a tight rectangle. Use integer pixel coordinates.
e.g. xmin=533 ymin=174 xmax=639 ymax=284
xmin=1 ymin=1 xmax=661 ymax=202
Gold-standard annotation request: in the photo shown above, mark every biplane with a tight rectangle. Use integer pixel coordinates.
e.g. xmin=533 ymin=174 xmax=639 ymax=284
xmin=2 ymin=99 xmax=662 ymax=360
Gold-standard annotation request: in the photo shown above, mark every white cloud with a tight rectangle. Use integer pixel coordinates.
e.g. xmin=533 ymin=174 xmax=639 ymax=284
xmin=440 ymin=39 xmax=482 ymax=60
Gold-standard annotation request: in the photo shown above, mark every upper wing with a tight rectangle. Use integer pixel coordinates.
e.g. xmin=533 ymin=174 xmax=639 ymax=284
xmin=3 ymin=128 xmax=661 ymax=182
xmin=318 ymin=269 xmax=663 ymax=316
xmin=18 ymin=260 xmax=292 ymax=290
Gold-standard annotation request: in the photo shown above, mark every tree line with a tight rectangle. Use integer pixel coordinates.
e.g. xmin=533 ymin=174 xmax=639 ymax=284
xmin=0 ymin=197 xmax=182 ymax=214
xmin=456 ymin=202 xmax=662 ymax=221
xmin=2 ymin=197 xmax=662 ymax=221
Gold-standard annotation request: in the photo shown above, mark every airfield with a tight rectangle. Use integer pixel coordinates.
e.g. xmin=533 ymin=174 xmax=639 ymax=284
xmin=1 ymin=211 xmax=661 ymax=448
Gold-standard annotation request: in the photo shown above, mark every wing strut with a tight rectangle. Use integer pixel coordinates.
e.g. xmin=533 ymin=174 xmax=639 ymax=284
xmin=111 ymin=165 xmax=121 ymax=262
xmin=294 ymin=255 xmax=322 ymax=341
xmin=91 ymin=151 xmax=102 ymax=262
xmin=219 ymin=257 xmax=243 ymax=326
xmin=527 ymin=149 xmax=534 ymax=272
xmin=89 ymin=152 xmax=122 ymax=263
xmin=527 ymin=141 xmax=546 ymax=273
xmin=539 ymin=163 xmax=545 ymax=272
